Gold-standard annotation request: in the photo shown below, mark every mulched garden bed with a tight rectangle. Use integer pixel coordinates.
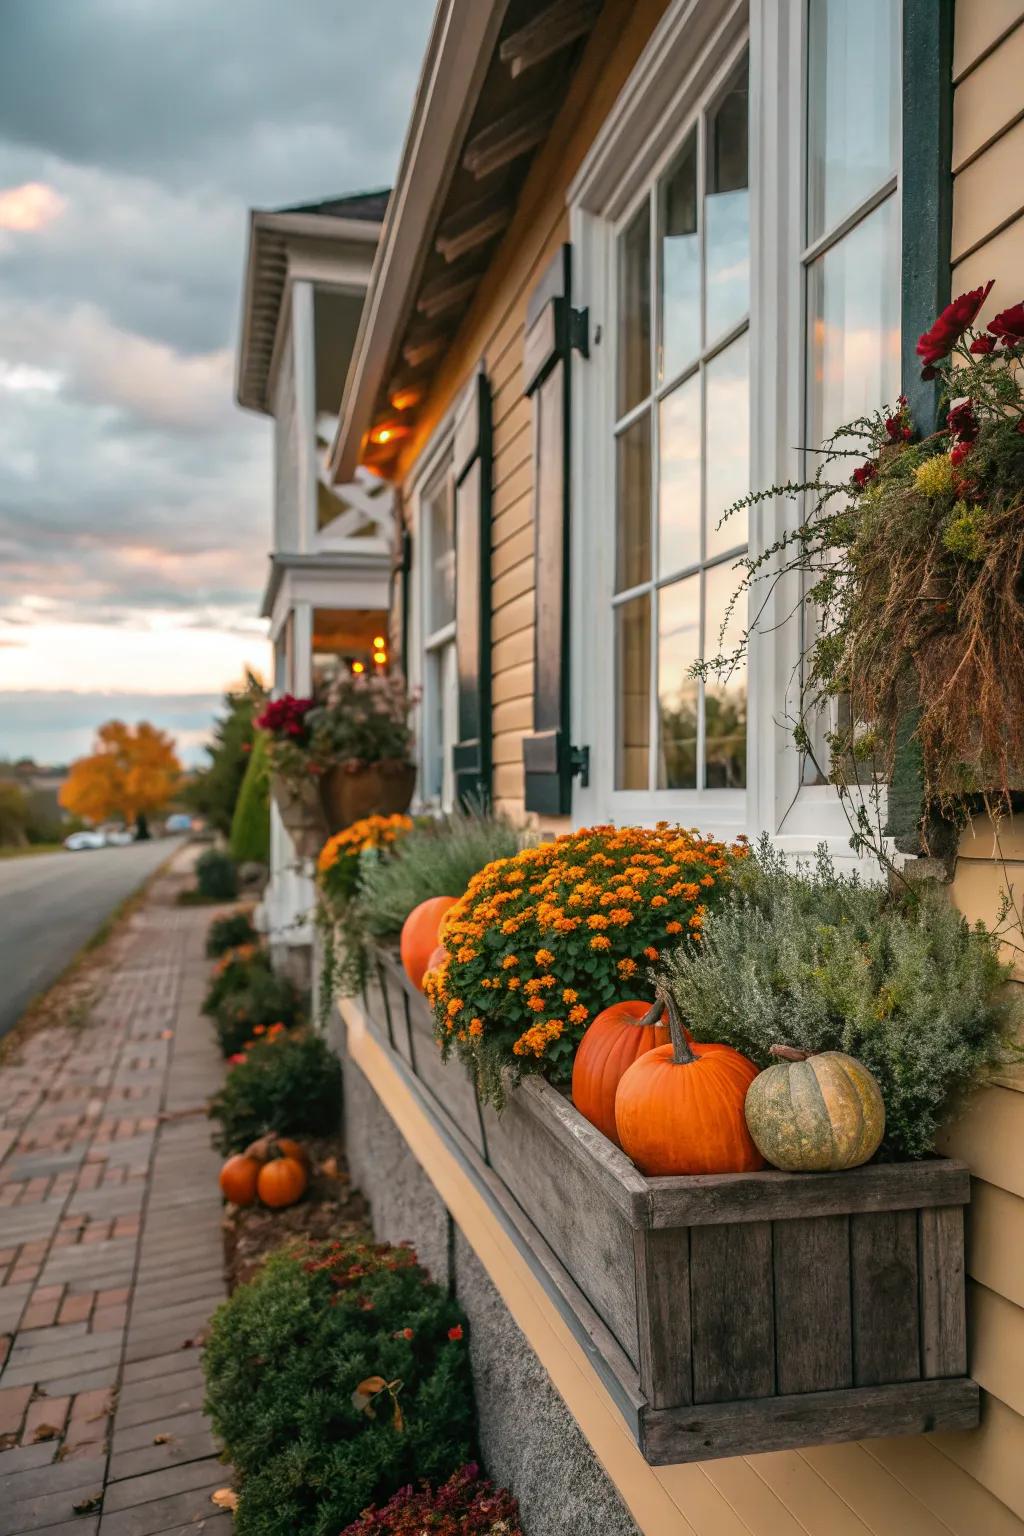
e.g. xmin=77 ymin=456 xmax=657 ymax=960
xmin=221 ymin=1134 xmax=370 ymax=1291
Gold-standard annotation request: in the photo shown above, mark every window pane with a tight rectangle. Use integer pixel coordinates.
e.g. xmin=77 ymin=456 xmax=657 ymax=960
xmin=426 ymin=475 xmax=455 ymax=632
xmin=807 ymin=195 xmax=900 ymax=448
xmin=705 ymin=331 xmax=749 ymax=559
xmin=617 ymin=201 xmax=651 ymax=417
xmin=658 ymin=372 xmax=700 ymax=578
xmin=616 ymin=411 xmax=652 ymax=591
xmin=703 ymin=561 xmax=747 ymax=788
xmin=705 ymin=56 xmax=749 ymax=342
xmin=616 ymin=593 xmax=651 ymax=790
xmin=807 ymin=0 xmax=899 ymax=241
xmin=657 ymin=575 xmax=699 ymax=789
xmin=659 ymin=132 xmax=700 ymax=383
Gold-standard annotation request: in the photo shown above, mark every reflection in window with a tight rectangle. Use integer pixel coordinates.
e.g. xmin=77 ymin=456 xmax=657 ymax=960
xmin=703 ymin=561 xmax=747 ymax=789
xmin=618 ymin=202 xmax=651 ymax=417
xmin=705 ymin=56 xmax=750 ymax=343
xmin=704 ymin=332 xmax=749 ymax=559
xmin=616 ymin=412 xmax=652 ymax=592
xmin=616 ymin=594 xmax=651 ymax=790
xmin=660 ymin=133 xmax=699 ymax=383
xmin=657 ymin=575 xmax=700 ymax=789
xmin=658 ymin=373 xmax=701 ymax=578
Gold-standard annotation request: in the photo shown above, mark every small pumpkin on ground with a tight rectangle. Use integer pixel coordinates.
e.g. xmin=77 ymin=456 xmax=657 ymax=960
xmin=256 ymin=1152 xmax=308 ymax=1208
xmin=614 ymin=992 xmax=763 ymax=1176
xmin=219 ymin=1153 xmax=261 ymax=1207
xmin=400 ymin=896 xmax=458 ymax=989
xmin=572 ymin=998 xmax=673 ymax=1146
xmin=744 ymin=1045 xmax=885 ymax=1172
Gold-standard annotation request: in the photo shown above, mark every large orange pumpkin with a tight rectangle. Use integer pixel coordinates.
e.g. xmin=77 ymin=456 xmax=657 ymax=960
xmin=615 ymin=992 xmax=763 ymax=1176
xmin=219 ymin=1153 xmax=260 ymax=1206
xmin=572 ymin=999 xmax=672 ymax=1145
xmin=257 ymin=1154 xmax=308 ymax=1209
xmin=400 ymin=896 xmax=458 ymax=989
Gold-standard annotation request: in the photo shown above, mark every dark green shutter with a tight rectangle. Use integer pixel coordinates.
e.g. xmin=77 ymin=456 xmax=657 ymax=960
xmin=395 ymin=526 xmax=412 ymax=681
xmin=886 ymin=0 xmax=954 ymax=845
xmin=452 ymin=365 xmax=493 ymax=806
xmin=522 ymin=244 xmax=588 ymax=815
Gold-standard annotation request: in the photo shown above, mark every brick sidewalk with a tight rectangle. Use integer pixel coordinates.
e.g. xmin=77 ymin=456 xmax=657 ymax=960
xmin=0 ymin=858 xmax=232 ymax=1535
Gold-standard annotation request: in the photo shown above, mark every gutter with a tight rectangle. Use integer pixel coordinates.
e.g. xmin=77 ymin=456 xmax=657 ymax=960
xmin=328 ymin=0 xmax=510 ymax=484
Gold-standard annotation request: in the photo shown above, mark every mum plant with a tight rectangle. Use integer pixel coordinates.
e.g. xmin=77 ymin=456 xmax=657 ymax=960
xmin=315 ymin=812 xmax=414 ymax=1018
xmin=206 ymin=909 xmax=258 ymax=958
xmin=697 ymin=279 xmax=1024 ymax=854
xmin=209 ymin=1030 xmax=341 ymax=1154
xmin=203 ymin=1236 xmax=474 ymax=1536
xmin=426 ymin=823 xmax=743 ymax=1104
xmin=657 ymin=836 xmax=1022 ymax=1159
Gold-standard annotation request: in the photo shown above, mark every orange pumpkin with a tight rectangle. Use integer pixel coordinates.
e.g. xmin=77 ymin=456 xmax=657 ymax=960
xmin=572 ymin=999 xmax=672 ymax=1145
xmin=257 ymin=1155 xmax=308 ymax=1209
xmin=614 ymin=992 xmax=763 ymax=1176
xmin=425 ymin=943 xmax=447 ymax=974
xmin=219 ymin=1153 xmax=260 ymax=1206
xmin=272 ymin=1136 xmax=309 ymax=1167
xmin=400 ymin=896 xmax=458 ymax=989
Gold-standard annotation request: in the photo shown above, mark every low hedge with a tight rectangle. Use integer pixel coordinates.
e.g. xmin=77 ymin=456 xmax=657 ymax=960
xmin=211 ymin=967 xmax=303 ymax=1057
xmin=209 ymin=1031 xmax=341 ymax=1154
xmin=203 ymin=1237 xmax=475 ymax=1536
xmin=206 ymin=911 xmax=258 ymax=958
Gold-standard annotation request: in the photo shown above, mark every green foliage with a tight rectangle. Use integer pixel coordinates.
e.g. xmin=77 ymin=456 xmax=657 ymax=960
xmin=209 ymin=1032 xmax=341 ymax=1153
xmin=209 ymin=965 xmax=303 ymax=1057
xmin=230 ymin=728 xmax=270 ymax=865
xmin=203 ymin=1238 xmax=475 ymax=1536
xmin=184 ymin=674 xmax=265 ymax=835
xmin=202 ymin=946 xmax=270 ymax=1014
xmin=0 ymin=780 xmax=29 ymax=847
xmin=206 ymin=910 xmax=258 ymax=958
xmin=658 ymin=837 xmax=1022 ymax=1158
xmin=196 ymin=847 xmax=238 ymax=900
xmin=357 ymin=809 xmax=523 ymax=940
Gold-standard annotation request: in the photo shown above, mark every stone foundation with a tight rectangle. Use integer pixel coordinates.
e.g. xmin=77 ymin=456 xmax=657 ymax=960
xmin=341 ymin=1045 xmax=641 ymax=1536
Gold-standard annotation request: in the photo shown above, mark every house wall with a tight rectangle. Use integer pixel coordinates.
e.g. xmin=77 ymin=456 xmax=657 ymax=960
xmin=396 ymin=0 xmax=673 ymax=823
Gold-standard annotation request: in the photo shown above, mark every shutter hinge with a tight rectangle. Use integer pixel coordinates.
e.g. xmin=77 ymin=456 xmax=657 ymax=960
xmin=569 ymin=306 xmax=589 ymax=359
xmin=569 ymin=743 xmax=590 ymax=788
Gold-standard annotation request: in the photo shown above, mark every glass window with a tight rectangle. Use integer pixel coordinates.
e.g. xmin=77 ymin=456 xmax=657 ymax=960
xmin=611 ymin=47 xmax=750 ymax=797
xmin=420 ymin=458 xmax=458 ymax=809
xmin=424 ymin=471 xmax=455 ymax=636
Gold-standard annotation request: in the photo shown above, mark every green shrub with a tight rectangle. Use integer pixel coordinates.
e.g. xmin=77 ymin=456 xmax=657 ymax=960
xmin=206 ymin=911 xmax=258 ymax=958
xmin=230 ymin=730 xmax=270 ymax=865
xmin=209 ymin=1032 xmax=341 ymax=1153
xmin=211 ymin=966 xmax=303 ymax=1057
xmin=202 ymin=945 xmax=271 ymax=1016
xmin=357 ymin=809 xmax=522 ymax=940
xmin=340 ymin=1464 xmax=523 ymax=1535
xmin=196 ymin=847 xmax=238 ymax=900
xmin=658 ymin=837 xmax=1022 ymax=1159
xmin=203 ymin=1238 xmax=475 ymax=1536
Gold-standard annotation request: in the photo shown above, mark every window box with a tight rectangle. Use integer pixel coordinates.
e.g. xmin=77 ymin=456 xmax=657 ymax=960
xmin=359 ymin=944 xmax=979 ymax=1463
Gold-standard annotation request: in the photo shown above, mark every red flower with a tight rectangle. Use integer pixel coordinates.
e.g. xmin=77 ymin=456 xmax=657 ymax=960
xmin=851 ymin=461 xmax=878 ymax=489
xmin=447 ymin=1324 xmax=464 ymax=1342
xmin=950 ymin=441 xmax=972 ymax=467
xmin=255 ymin=694 xmax=315 ymax=741
xmin=970 ymin=334 xmax=997 ymax=355
xmin=916 ymin=280 xmax=994 ymax=369
xmin=228 ymin=1052 xmax=245 ymax=1064
xmin=946 ymin=399 xmax=979 ymax=442
xmin=988 ymin=301 xmax=1024 ymax=345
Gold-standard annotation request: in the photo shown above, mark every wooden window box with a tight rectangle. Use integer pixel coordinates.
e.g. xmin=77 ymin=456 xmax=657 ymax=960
xmin=360 ymin=946 xmax=979 ymax=1463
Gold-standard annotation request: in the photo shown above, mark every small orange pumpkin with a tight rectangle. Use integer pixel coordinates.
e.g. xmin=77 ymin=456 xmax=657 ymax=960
xmin=400 ymin=896 xmax=458 ymax=989
xmin=219 ymin=1153 xmax=260 ymax=1206
xmin=257 ymin=1154 xmax=308 ymax=1209
xmin=272 ymin=1136 xmax=309 ymax=1167
xmin=572 ymin=999 xmax=672 ymax=1145
xmin=615 ymin=991 xmax=764 ymax=1176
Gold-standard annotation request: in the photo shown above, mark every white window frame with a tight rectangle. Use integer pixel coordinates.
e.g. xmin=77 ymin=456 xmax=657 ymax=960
xmin=569 ymin=0 xmax=900 ymax=859
xmin=407 ymin=413 xmax=459 ymax=813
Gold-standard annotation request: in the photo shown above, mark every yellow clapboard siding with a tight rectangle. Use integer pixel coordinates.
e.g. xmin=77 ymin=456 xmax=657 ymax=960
xmin=864 ymin=1435 xmax=1024 ymax=1536
xmin=952 ymin=24 xmax=1024 ymax=171
xmin=492 ymin=523 xmax=534 ymax=579
xmin=933 ymin=1395 xmax=1024 ymax=1522
xmin=968 ymin=1179 xmax=1024 ymax=1309
xmin=797 ymin=1442 xmax=959 ymax=1536
xmin=743 ymin=1450 xmax=876 ymax=1536
xmin=493 ymin=441 xmax=533 ymax=497
xmin=493 ymin=730 xmax=527 ymax=767
xmin=957 ymin=816 xmax=1024 ymax=863
xmin=936 ymin=1085 xmax=1024 ymax=1196
xmin=948 ymin=855 xmax=1024 ymax=972
xmin=492 ymin=660 xmax=533 ymax=707
xmin=492 ymin=557 xmax=534 ymax=612
xmin=491 ymin=591 xmax=534 ymax=645
xmin=492 ymin=456 xmax=533 ymax=520
xmin=494 ymin=796 xmax=527 ymax=823
xmin=953 ymin=117 xmax=1024 ymax=260
xmin=493 ymin=403 xmax=531 ymax=464
xmin=967 ymin=1282 xmax=1024 ymax=1419
xmin=492 ymin=499 xmax=533 ymax=553
xmin=952 ymin=214 xmax=1024 ymax=313
xmin=493 ymin=761 xmax=528 ymax=802
xmin=653 ymin=1465 xmax=756 ymax=1536
xmin=954 ymin=0 xmax=1024 ymax=81
xmin=492 ymin=625 xmax=533 ymax=672
xmin=696 ymin=1457 xmax=816 ymax=1536
xmin=493 ymin=696 xmax=533 ymax=736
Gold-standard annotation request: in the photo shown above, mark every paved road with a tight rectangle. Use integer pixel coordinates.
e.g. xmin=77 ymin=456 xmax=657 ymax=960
xmin=0 ymin=839 xmax=181 ymax=1038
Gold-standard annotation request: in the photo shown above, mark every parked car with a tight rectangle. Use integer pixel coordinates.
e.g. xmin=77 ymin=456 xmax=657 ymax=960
xmin=165 ymin=813 xmax=193 ymax=834
xmin=104 ymin=828 xmax=135 ymax=847
xmin=64 ymin=830 xmax=107 ymax=851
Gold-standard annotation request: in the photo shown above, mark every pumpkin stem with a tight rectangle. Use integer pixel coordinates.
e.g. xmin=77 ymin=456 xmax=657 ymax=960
xmin=637 ymin=996 xmax=667 ymax=1030
xmin=770 ymin=1044 xmax=814 ymax=1062
xmin=660 ymin=989 xmax=697 ymax=1065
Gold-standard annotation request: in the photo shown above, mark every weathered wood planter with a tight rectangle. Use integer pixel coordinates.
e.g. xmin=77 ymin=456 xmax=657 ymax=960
xmin=360 ymin=945 xmax=979 ymax=1464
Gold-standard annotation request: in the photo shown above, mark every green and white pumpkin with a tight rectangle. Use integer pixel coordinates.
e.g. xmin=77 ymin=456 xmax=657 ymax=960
xmin=744 ymin=1045 xmax=885 ymax=1172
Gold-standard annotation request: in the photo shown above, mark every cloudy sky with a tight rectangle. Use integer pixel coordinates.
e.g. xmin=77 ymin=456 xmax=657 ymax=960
xmin=0 ymin=0 xmax=432 ymax=766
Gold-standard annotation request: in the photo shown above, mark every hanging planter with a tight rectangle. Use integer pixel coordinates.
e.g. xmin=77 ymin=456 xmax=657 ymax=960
xmin=269 ymin=772 xmax=327 ymax=859
xmin=320 ymin=760 xmax=417 ymax=833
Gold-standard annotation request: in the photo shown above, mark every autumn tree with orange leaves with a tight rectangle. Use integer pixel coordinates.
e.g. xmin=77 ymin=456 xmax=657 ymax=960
xmin=60 ymin=721 xmax=181 ymax=826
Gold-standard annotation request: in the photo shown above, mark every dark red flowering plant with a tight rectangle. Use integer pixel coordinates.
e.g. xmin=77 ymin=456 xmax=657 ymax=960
xmin=340 ymin=1463 xmax=524 ymax=1536
xmin=256 ymin=693 xmax=314 ymax=741
xmin=695 ymin=279 xmax=1024 ymax=855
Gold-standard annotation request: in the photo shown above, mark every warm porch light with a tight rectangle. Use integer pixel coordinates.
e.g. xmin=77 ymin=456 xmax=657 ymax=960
xmin=373 ymin=649 xmax=388 ymax=664
xmin=390 ymin=384 xmax=423 ymax=411
xmin=373 ymin=635 xmax=386 ymax=649
xmin=351 ymin=661 xmax=365 ymax=674
xmin=369 ymin=420 xmax=409 ymax=446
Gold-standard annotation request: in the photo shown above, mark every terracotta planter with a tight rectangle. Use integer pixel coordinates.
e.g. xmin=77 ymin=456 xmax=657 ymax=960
xmin=270 ymin=774 xmax=327 ymax=860
xmin=320 ymin=762 xmax=416 ymax=831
